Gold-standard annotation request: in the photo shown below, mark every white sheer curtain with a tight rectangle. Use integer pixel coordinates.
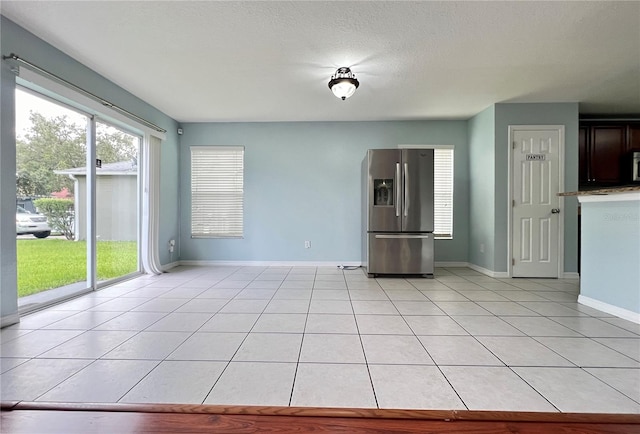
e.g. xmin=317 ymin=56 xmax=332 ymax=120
xmin=141 ymin=135 xmax=163 ymax=274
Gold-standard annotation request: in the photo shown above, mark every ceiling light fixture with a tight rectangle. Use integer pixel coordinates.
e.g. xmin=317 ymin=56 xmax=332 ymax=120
xmin=328 ymin=67 xmax=359 ymax=100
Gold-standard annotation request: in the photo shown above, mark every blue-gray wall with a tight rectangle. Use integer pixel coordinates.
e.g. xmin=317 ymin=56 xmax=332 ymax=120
xmin=179 ymin=107 xmax=579 ymax=270
xmin=179 ymin=121 xmax=470 ymax=263
xmin=580 ymin=199 xmax=640 ymax=314
xmin=468 ymin=106 xmax=496 ymax=271
xmin=0 ymin=16 xmax=180 ymax=323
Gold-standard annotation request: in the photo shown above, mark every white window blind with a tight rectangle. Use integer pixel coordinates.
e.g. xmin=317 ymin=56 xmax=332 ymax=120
xmin=399 ymin=145 xmax=454 ymax=239
xmin=191 ymin=146 xmax=244 ymax=238
xmin=433 ymin=148 xmax=454 ymax=239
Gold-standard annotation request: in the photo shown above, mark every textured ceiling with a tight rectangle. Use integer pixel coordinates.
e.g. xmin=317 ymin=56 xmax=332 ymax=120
xmin=2 ymin=1 xmax=639 ymax=122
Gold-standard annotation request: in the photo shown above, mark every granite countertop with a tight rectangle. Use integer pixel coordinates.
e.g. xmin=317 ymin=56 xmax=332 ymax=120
xmin=558 ymin=185 xmax=640 ymax=196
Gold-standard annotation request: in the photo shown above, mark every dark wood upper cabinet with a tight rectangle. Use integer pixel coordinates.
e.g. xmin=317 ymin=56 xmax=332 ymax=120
xmin=629 ymin=125 xmax=640 ymax=150
xmin=578 ymin=126 xmax=589 ymax=185
xmin=579 ymin=121 xmax=639 ymax=187
xmin=590 ymin=125 xmax=626 ymax=184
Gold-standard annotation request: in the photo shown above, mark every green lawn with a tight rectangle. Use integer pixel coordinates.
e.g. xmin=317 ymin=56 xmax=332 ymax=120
xmin=17 ymin=239 xmax=138 ymax=297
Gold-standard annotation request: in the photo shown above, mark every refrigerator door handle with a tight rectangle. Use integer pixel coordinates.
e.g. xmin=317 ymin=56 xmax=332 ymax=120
xmin=395 ymin=162 xmax=401 ymax=217
xmin=375 ymin=234 xmax=431 ymax=239
xmin=403 ymin=162 xmax=409 ymax=217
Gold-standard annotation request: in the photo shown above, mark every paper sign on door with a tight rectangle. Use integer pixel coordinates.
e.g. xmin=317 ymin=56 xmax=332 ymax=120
xmin=526 ymin=154 xmax=546 ymax=161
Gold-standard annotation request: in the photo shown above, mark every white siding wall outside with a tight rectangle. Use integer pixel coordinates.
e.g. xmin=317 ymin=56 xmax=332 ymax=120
xmin=74 ymin=175 xmax=137 ymax=241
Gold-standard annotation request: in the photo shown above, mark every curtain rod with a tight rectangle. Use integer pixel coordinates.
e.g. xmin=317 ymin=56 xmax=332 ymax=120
xmin=2 ymin=53 xmax=167 ymax=133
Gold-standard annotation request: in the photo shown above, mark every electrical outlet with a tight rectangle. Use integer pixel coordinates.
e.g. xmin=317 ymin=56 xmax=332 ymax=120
xmin=169 ymin=239 xmax=175 ymax=252
xmin=304 ymin=241 xmax=311 ymax=249
xmin=480 ymin=243 xmax=485 ymax=253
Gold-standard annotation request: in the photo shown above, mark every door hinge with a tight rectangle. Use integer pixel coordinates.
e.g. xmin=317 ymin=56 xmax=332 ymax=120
xmin=512 ymin=258 xmax=515 ymax=266
xmin=512 ymin=199 xmax=516 ymax=207
xmin=513 ymin=141 xmax=517 ymax=149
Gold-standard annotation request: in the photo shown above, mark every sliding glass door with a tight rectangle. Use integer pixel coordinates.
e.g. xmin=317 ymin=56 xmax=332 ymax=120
xmin=16 ymin=88 xmax=89 ymax=303
xmin=95 ymin=121 xmax=140 ymax=286
xmin=15 ymin=87 xmax=142 ymax=311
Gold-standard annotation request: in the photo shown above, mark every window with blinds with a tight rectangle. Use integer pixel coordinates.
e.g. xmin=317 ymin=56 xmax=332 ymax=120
xmin=191 ymin=146 xmax=244 ymax=238
xmin=433 ymin=147 xmax=454 ymax=239
xmin=399 ymin=145 xmax=455 ymax=238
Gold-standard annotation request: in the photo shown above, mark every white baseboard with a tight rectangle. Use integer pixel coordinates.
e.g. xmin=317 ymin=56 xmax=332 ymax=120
xmin=435 ymin=261 xmax=469 ymax=268
xmin=0 ymin=313 xmax=20 ymax=328
xmin=178 ymin=260 xmax=362 ymax=268
xmin=161 ymin=261 xmax=181 ymax=272
xmin=562 ymin=272 xmax=580 ymax=279
xmin=578 ymin=295 xmax=640 ymax=324
xmin=466 ymin=263 xmax=509 ymax=278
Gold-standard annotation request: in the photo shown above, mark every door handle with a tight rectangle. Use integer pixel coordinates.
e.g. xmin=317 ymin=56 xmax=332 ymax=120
xmin=395 ymin=163 xmax=401 ymax=217
xmin=403 ymin=163 xmax=409 ymax=217
xmin=551 ymin=208 xmax=561 ymax=214
xmin=375 ymin=234 xmax=430 ymax=239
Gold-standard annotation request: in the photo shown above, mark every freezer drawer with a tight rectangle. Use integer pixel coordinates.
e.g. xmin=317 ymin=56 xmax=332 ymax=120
xmin=367 ymin=233 xmax=434 ymax=276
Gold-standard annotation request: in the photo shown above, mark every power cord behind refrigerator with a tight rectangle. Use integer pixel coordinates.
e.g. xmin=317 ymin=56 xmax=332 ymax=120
xmin=337 ymin=265 xmax=362 ymax=270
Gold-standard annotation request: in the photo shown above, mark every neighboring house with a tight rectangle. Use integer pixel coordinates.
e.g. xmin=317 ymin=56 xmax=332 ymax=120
xmin=55 ymin=160 xmax=138 ymax=242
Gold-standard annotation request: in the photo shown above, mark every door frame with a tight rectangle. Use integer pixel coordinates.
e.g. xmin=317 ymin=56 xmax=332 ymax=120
xmin=507 ymin=125 xmax=565 ymax=278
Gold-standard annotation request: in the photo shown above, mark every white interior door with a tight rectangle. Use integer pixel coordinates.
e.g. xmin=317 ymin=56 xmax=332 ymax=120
xmin=511 ymin=127 xmax=563 ymax=278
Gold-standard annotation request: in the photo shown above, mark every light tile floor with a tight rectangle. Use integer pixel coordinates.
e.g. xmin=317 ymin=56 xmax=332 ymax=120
xmin=1 ymin=266 xmax=639 ymax=413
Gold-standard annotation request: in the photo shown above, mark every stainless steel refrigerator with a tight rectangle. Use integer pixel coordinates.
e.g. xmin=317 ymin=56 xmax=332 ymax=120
xmin=362 ymin=149 xmax=434 ymax=277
